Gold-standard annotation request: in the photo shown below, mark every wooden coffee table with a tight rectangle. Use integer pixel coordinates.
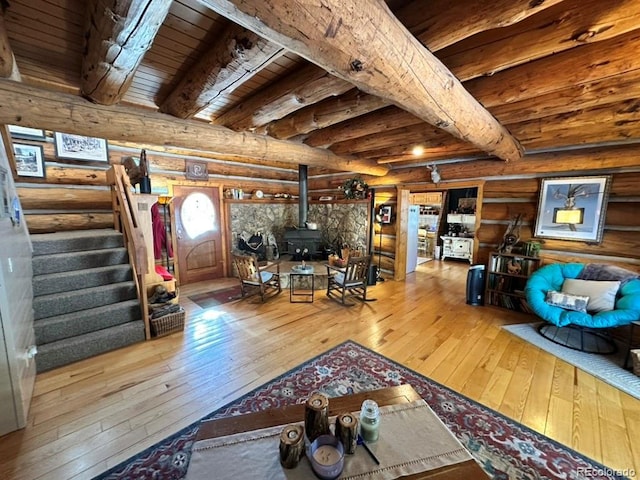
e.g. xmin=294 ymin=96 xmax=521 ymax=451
xmin=196 ymin=384 xmax=489 ymax=479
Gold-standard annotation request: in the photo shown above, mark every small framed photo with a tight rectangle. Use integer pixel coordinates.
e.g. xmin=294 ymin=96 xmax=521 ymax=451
xmin=13 ymin=143 xmax=46 ymax=178
xmin=185 ymin=160 xmax=209 ymax=180
xmin=54 ymin=132 xmax=109 ymax=162
xmin=380 ymin=205 xmax=392 ymax=224
xmin=534 ymin=175 xmax=611 ymax=244
xmin=8 ymin=125 xmax=46 ymax=141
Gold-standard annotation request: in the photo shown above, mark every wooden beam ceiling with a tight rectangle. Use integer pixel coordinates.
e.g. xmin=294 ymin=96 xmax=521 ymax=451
xmin=0 ymin=80 xmax=389 ymax=176
xmin=81 ymin=0 xmax=173 ymax=105
xmin=200 ymin=0 xmax=524 ymax=162
xmin=160 ymin=23 xmax=284 ymax=118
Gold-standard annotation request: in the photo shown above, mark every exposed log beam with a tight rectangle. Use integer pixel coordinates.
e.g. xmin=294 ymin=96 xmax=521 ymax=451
xmin=331 ymin=123 xmax=445 ymax=156
xmin=109 ymin=140 xmax=340 ymax=176
xmin=0 ymin=5 xmax=20 ymax=80
xmin=491 ymin=71 xmax=640 ymax=126
xmin=0 ymin=80 xmax=389 ymax=176
xmin=441 ymin=0 xmax=640 ymax=80
xmin=263 ymin=89 xmax=390 ymax=139
xmin=400 ymin=0 xmax=565 ymax=52
xmin=216 ymin=0 xmax=564 ymax=138
xmin=213 ymin=63 xmax=352 ymax=130
xmin=298 ymin=0 xmax=640 ymax=152
xmin=160 ymin=23 xmax=284 ymax=118
xmin=319 ymin=30 xmax=640 ymax=156
xmin=311 ymin=144 xmax=640 ymax=190
xmin=509 ymin=99 xmax=640 ymax=151
xmin=360 ymin=96 xmax=640 ymax=163
xmin=81 ymin=0 xmax=172 ymax=105
xmin=305 ymin=106 xmax=419 ymax=148
xmin=200 ymin=0 xmax=523 ymax=162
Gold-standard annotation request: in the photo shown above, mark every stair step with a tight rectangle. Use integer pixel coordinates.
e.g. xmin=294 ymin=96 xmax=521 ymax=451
xmin=33 ymin=264 xmax=133 ymax=297
xmin=31 ymin=229 xmax=124 ymax=256
xmin=32 ymin=247 xmax=129 ymax=276
xmin=33 ymin=282 xmax=138 ymax=320
xmin=34 ymin=300 xmax=142 ymax=344
xmin=35 ymin=321 xmax=146 ymax=373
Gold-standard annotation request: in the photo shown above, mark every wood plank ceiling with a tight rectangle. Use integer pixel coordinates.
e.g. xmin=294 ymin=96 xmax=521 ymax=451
xmin=2 ymin=0 xmax=640 ymax=180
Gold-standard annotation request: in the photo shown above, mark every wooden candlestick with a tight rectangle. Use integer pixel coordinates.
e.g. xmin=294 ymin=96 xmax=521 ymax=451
xmin=305 ymin=393 xmax=330 ymax=442
xmin=279 ymin=424 xmax=304 ymax=468
xmin=335 ymin=413 xmax=358 ymax=454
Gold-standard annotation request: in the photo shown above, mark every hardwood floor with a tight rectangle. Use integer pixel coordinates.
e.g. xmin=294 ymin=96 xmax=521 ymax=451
xmin=0 ymin=260 xmax=638 ymax=479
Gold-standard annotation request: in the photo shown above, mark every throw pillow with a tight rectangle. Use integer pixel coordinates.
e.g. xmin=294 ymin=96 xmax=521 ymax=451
xmin=545 ymin=290 xmax=589 ymax=313
xmin=561 ymin=279 xmax=620 ymax=312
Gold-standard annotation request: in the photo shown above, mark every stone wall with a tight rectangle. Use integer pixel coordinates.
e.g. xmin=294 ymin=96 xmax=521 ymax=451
xmin=229 ymin=202 xmax=369 ymax=258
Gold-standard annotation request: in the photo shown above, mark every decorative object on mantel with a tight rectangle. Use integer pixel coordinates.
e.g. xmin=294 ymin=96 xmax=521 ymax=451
xmin=185 ymin=159 xmax=209 ymax=180
xmin=341 ymin=177 xmax=368 ymax=199
xmin=498 ymin=213 xmax=522 ymax=253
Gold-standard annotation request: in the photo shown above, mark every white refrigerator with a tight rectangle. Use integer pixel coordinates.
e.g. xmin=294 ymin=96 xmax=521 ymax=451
xmin=406 ymin=205 xmax=419 ymax=273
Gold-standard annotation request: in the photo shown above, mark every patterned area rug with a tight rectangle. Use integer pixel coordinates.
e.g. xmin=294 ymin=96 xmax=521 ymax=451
xmin=503 ymin=322 xmax=640 ymax=400
xmin=94 ymin=341 xmax=628 ymax=480
xmin=187 ymin=285 xmax=243 ymax=308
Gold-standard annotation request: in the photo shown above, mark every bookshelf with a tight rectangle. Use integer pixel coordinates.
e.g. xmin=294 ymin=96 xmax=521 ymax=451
xmin=485 ymin=251 xmax=541 ymax=312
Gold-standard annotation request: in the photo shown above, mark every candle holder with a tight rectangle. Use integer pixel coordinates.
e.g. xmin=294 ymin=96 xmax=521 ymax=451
xmin=308 ymin=434 xmax=345 ymax=480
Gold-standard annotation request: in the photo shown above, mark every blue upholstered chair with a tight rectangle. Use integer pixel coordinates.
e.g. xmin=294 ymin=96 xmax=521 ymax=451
xmin=524 ymin=263 xmax=640 ymax=353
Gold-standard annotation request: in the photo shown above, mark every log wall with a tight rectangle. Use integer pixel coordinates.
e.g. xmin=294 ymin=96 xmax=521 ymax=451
xmin=8 ymin=132 xmax=640 ymax=277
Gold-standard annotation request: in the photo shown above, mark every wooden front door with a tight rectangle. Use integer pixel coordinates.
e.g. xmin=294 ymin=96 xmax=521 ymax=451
xmin=173 ymin=186 xmax=224 ymax=284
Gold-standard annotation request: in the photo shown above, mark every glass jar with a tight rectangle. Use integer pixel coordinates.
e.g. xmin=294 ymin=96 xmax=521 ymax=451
xmin=359 ymin=399 xmax=380 ymax=442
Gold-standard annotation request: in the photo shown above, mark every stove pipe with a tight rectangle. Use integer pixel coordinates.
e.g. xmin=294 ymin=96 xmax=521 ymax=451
xmin=299 ymin=164 xmax=308 ymax=227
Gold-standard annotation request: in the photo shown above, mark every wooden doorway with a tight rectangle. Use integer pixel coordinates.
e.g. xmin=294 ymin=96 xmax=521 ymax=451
xmin=173 ymin=185 xmax=224 ymax=284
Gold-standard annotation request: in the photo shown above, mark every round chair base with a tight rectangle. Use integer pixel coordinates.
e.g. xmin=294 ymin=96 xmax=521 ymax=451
xmin=537 ymin=323 xmax=617 ymax=354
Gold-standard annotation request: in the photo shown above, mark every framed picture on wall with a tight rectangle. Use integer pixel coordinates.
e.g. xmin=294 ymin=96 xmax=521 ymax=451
xmin=13 ymin=143 xmax=46 ymax=178
xmin=54 ymin=132 xmax=109 ymax=162
xmin=380 ymin=205 xmax=392 ymax=223
xmin=185 ymin=160 xmax=209 ymax=180
xmin=8 ymin=125 xmax=46 ymax=141
xmin=533 ymin=175 xmax=611 ymax=244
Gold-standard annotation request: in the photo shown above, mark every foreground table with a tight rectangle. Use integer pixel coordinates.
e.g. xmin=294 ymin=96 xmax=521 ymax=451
xmin=195 ymin=384 xmax=488 ymax=479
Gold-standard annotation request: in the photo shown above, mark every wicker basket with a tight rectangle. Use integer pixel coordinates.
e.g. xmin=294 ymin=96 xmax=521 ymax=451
xmin=150 ymin=308 xmax=185 ymax=337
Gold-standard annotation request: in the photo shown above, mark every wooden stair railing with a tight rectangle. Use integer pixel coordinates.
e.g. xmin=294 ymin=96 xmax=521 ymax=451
xmin=107 ymin=165 xmax=151 ymax=340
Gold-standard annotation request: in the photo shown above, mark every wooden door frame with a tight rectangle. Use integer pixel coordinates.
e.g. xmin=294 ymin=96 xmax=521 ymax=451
xmin=167 ymin=181 xmax=229 ymax=284
xmin=395 ymin=180 xmax=485 ymax=281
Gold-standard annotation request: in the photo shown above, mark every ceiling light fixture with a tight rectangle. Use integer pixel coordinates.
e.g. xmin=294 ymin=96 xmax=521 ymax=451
xmin=412 ymin=146 xmax=424 ymax=156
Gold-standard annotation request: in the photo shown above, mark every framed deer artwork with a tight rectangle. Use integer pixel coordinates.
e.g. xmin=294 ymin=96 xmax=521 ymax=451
xmin=533 ymin=176 xmax=611 ymax=244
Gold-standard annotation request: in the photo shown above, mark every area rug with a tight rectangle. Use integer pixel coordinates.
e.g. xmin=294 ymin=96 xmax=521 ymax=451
xmin=503 ymin=322 xmax=640 ymax=400
xmin=95 ymin=340 xmax=628 ymax=480
xmin=187 ymin=285 xmax=242 ymax=308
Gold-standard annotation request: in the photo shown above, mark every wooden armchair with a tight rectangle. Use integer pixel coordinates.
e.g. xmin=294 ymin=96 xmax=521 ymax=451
xmin=232 ymin=253 xmax=281 ymax=302
xmin=326 ymin=255 xmax=372 ymax=305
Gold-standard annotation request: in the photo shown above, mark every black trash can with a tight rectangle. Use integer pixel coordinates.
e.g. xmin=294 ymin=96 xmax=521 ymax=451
xmin=466 ymin=264 xmax=485 ymax=306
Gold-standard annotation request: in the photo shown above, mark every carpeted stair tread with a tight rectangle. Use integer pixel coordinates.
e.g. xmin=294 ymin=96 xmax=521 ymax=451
xmin=33 ymin=264 xmax=133 ymax=296
xmin=33 ymin=281 xmax=138 ymax=320
xmin=32 ymin=247 xmax=130 ymax=276
xmin=34 ymin=299 xmax=142 ymax=344
xmin=35 ymin=320 xmax=146 ymax=373
xmin=31 ymin=229 xmax=124 ymax=256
